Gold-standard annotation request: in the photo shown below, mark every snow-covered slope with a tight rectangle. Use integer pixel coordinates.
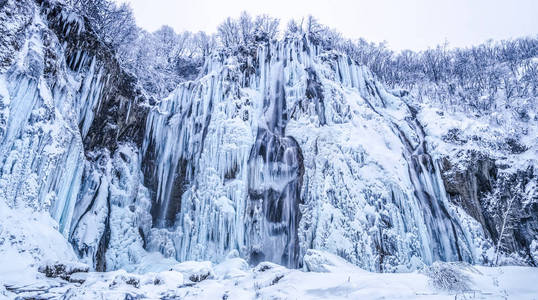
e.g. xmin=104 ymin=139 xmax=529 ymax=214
xmin=0 ymin=0 xmax=537 ymax=298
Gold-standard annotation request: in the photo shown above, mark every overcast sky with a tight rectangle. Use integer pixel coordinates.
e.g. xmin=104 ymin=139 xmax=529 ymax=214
xmin=115 ymin=0 xmax=538 ymax=51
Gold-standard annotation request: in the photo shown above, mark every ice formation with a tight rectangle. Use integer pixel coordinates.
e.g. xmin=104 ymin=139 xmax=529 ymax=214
xmin=139 ymin=39 xmax=492 ymax=271
xmin=0 ymin=4 xmax=87 ymax=238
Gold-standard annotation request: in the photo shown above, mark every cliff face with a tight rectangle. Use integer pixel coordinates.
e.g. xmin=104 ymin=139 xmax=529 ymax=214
xmin=0 ymin=0 xmax=150 ymax=271
xmin=0 ymin=0 xmax=536 ymax=275
xmin=35 ymin=0 xmax=149 ymax=151
xmin=440 ymin=145 xmax=537 ymax=265
xmin=418 ymin=100 xmax=538 ymax=266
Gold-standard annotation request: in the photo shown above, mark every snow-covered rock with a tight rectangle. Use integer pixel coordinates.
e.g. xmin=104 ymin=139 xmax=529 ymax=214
xmin=303 ymin=249 xmax=357 ymax=273
xmin=0 ymin=196 xmax=79 ymax=287
xmin=38 ymin=261 xmax=89 ymax=281
xmin=169 ymin=261 xmax=215 ymax=283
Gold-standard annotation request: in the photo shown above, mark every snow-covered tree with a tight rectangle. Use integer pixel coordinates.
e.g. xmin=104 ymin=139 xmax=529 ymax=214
xmin=218 ymin=17 xmax=241 ymax=48
xmin=193 ymin=31 xmax=217 ymax=57
xmin=67 ymin=0 xmax=138 ymax=52
xmin=253 ymin=15 xmax=279 ymax=42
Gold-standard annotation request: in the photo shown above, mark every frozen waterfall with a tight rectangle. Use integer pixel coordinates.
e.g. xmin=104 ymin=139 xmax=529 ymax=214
xmin=138 ymin=38 xmax=483 ymax=271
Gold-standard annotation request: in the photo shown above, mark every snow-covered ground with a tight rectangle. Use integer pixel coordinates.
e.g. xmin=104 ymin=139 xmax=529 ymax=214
xmin=2 ymin=238 xmax=538 ymax=299
xmin=2 ymin=197 xmax=537 ymax=299
xmin=1 ymin=197 xmax=537 ymax=299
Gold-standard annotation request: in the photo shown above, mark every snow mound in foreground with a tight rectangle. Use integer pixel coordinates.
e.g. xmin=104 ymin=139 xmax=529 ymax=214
xmin=0 ymin=198 xmax=79 ymax=288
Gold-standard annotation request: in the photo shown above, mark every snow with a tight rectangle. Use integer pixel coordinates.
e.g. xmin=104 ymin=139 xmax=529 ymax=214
xmin=0 ymin=196 xmax=79 ymax=288
xmin=303 ymin=249 xmax=361 ymax=273
xmin=2 ymin=248 xmax=538 ymax=299
xmin=418 ymin=103 xmax=538 ymax=171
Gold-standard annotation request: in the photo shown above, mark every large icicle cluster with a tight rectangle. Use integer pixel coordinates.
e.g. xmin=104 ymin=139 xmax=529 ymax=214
xmin=0 ymin=0 xmax=90 ymax=237
xmin=0 ymin=0 xmax=148 ymax=272
xmin=141 ymin=38 xmax=489 ymax=271
xmin=70 ymin=144 xmax=152 ymax=271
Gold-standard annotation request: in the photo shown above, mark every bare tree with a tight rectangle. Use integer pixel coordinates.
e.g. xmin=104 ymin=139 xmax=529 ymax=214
xmin=285 ymin=19 xmax=302 ymax=37
xmin=67 ymin=0 xmax=138 ymax=52
xmin=193 ymin=31 xmax=216 ymax=57
xmin=238 ymin=11 xmax=254 ymax=45
xmin=494 ymin=194 xmax=516 ymax=265
xmin=217 ymin=17 xmax=240 ymax=48
xmin=304 ymin=15 xmax=326 ymax=44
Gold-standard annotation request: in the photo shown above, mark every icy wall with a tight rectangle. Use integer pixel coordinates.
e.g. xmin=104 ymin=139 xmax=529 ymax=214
xmin=141 ymin=39 xmax=491 ymax=271
xmin=0 ymin=0 xmax=92 ymax=237
xmin=0 ymin=0 xmax=149 ymax=271
xmin=69 ymin=144 xmax=152 ymax=271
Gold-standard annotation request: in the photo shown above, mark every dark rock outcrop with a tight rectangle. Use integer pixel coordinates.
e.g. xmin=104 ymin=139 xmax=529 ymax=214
xmin=37 ymin=0 xmax=150 ymax=152
xmin=441 ymin=151 xmax=497 ymax=234
xmin=441 ymin=150 xmax=538 ymax=265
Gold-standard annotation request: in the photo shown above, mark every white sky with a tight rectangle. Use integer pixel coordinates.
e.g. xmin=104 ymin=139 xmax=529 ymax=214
xmin=115 ymin=0 xmax=538 ymax=51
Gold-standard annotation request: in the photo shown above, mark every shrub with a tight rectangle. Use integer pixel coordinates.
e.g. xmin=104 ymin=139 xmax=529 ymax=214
xmin=425 ymin=262 xmax=471 ymax=292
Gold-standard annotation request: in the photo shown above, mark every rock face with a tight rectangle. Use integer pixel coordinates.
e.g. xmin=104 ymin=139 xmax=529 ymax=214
xmin=441 ymin=151 xmax=497 ymax=231
xmin=36 ymin=0 xmax=149 ymax=152
xmin=0 ymin=0 xmax=536 ymax=274
xmin=38 ymin=261 xmax=89 ymax=281
xmin=441 ymin=150 xmax=538 ymax=265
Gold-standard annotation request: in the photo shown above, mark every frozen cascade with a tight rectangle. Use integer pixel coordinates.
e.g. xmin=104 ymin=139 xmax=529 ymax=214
xmin=69 ymin=144 xmax=152 ymax=271
xmin=142 ymin=57 xmax=253 ymax=262
xmin=0 ymin=2 xmax=114 ymax=237
xmin=76 ymin=56 xmax=106 ymax=139
xmin=245 ymin=60 xmax=304 ymax=268
xmin=398 ymin=118 xmax=471 ymax=264
xmin=141 ymin=38 xmax=486 ymax=271
xmin=0 ymin=35 xmax=85 ymax=236
xmin=141 ymin=40 xmax=320 ymax=267
xmin=0 ymin=0 xmax=156 ymax=271
xmin=309 ymin=54 xmax=481 ymax=269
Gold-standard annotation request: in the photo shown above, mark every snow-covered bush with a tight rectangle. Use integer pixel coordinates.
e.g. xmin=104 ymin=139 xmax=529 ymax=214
xmin=425 ymin=262 xmax=471 ymax=292
xmin=38 ymin=261 xmax=89 ymax=280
